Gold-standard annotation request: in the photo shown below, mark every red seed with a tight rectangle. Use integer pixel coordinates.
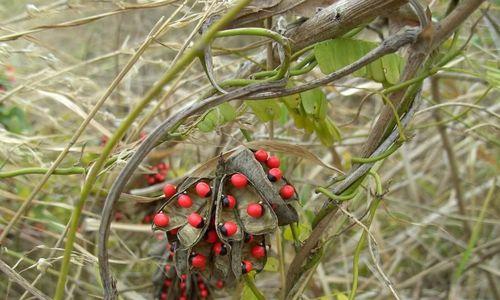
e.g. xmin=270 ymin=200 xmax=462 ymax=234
xmin=164 ymin=279 xmax=172 ymax=287
xmin=198 ymin=282 xmax=206 ymax=289
xmin=180 ymin=282 xmax=186 ymax=289
xmin=191 ymin=254 xmax=207 ymax=269
xmin=161 ymin=292 xmax=167 ymax=300
xmin=114 ymin=211 xmax=124 ymax=221
xmin=230 ymin=173 xmax=248 ymax=188
xmin=143 ymin=214 xmax=152 ymax=223
xmin=241 ymin=260 xmax=253 ymax=274
xmin=179 ymin=296 xmax=187 ymax=300
xmin=205 ymin=230 xmax=218 ymax=243
xmin=247 ymin=203 xmax=264 ymax=218
xmin=154 ymin=173 xmax=165 ymax=182
xmin=219 ymin=221 xmax=237 ymax=237
xmin=153 ymin=212 xmax=169 ymax=227
xmin=157 ymin=162 xmax=169 ymax=170
xmin=200 ymin=289 xmax=208 ymax=297
xmin=216 ymin=280 xmax=224 ymax=289
xmin=146 ymin=176 xmax=156 ymax=185
xmin=164 ymin=264 xmax=171 ymax=273
xmin=279 ymin=184 xmax=295 ymax=199
xmin=163 ymin=184 xmax=177 ymax=198
xmin=222 ymin=195 xmax=236 ymax=209
xmin=169 ymin=227 xmax=179 ymax=235
xmin=267 ymin=168 xmax=282 ymax=182
xmin=177 ymin=194 xmax=193 ymax=208
xmin=254 ymin=149 xmax=269 ymax=162
xmin=266 ymin=155 xmax=280 ymax=168
xmin=213 ymin=242 xmax=227 ymax=256
xmin=251 ymin=245 xmax=266 ymax=259
xmin=195 ymin=181 xmax=211 ymax=197
xmin=244 ymin=232 xmax=254 ymax=243
xmin=180 ymin=274 xmax=187 ymax=280
xmin=187 ymin=213 xmax=204 ymax=229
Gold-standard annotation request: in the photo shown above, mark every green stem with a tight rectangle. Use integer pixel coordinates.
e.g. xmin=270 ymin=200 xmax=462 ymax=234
xmin=0 ymin=167 xmax=85 ymax=178
xmin=277 ymin=229 xmax=286 ymax=300
xmin=215 ymin=27 xmax=291 ymax=81
xmin=348 ymin=196 xmax=382 ymax=300
xmin=313 ymin=187 xmax=360 ymax=228
xmin=350 ymin=142 xmax=401 ymax=164
xmin=52 ymin=1 xmax=253 ymax=299
xmin=243 ymin=274 xmax=266 ymax=300
xmin=290 ymin=223 xmax=301 ymax=252
xmin=452 ymin=178 xmax=496 ymax=281
xmin=291 ymin=44 xmax=314 ymax=61
xmin=367 ymin=170 xmax=383 ymax=195
xmin=315 ymin=187 xmax=358 ymax=202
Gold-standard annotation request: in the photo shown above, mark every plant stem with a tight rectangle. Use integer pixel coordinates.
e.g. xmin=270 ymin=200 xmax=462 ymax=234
xmin=350 ymin=142 xmax=401 ymax=164
xmin=0 ymin=167 xmax=85 ymax=178
xmin=348 ymin=196 xmax=382 ymax=300
xmin=243 ymin=274 xmax=266 ymax=300
xmin=52 ymin=1 xmax=252 ymax=299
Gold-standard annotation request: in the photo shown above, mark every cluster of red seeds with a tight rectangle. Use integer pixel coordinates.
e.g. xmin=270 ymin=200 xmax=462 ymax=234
xmin=159 ymin=267 xmax=215 ymax=300
xmin=155 ymin=178 xmax=267 ymax=272
xmin=145 ymin=162 xmax=169 ymax=185
xmin=151 ymin=148 xmax=297 ymax=294
xmin=254 ymin=148 xmax=295 ymax=200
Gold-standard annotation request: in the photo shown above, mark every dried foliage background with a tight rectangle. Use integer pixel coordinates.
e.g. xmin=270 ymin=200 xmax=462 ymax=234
xmin=0 ymin=0 xmax=498 ymax=299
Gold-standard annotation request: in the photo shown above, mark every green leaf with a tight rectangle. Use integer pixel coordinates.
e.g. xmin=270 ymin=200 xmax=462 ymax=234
xmin=197 ymin=103 xmax=236 ymax=132
xmin=218 ymin=102 xmax=236 ymax=122
xmin=263 ymin=257 xmax=279 ymax=272
xmin=283 ymin=223 xmax=311 ymax=242
xmin=367 ymin=55 xmax=386 ymax=83
xmin=281 ymin=93 xmax=301 ymax=109
xmin=313 ymin=117 xmax=341 ymax=146
xmin=241 ymin=284 xmax=259 ymax=300
xmin=336 ymin=292 xmax=349 ymax=300
xmin=197 ymin=111 xmax=216 ymax=133
xmin=246 ymin=100 xmax=281 ymax=122
xmin=0 ymin=106 xmax=29 ymax=134
xmin=300 ymin=88 xmax=326 ymax=119
xmin=381 ymin=54 xmax=401 ymax=84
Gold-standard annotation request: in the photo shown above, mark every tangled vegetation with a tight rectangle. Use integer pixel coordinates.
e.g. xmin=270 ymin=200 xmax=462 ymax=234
xmin=0 ymin=0 xmax=498 ymax=299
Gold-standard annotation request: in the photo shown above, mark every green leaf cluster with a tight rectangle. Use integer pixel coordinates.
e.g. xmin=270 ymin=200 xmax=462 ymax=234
xmin=314 ymin=37 xmax=404 ymax=85
xmin=282 ymin=88 xmax=341 ymax=146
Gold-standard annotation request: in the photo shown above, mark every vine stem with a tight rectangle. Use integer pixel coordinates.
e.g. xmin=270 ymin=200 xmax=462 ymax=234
xmin=0 ymin=167 xmax=85 ymax=178
xmin=52 ymin=1 xmax=252 ymax=299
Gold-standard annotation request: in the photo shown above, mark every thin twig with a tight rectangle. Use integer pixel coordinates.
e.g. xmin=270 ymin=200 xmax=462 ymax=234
xmin=0 ymin=259 xmax=51 ymax=300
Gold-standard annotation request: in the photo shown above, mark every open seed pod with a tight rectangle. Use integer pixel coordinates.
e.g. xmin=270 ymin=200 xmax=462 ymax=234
xmin=150 ymin=146 xmax=299 ymax=290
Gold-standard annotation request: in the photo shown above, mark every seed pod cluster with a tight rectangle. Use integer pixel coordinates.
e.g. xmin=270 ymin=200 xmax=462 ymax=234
xmin=150 ymin=147 xmax=298 ymax=295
